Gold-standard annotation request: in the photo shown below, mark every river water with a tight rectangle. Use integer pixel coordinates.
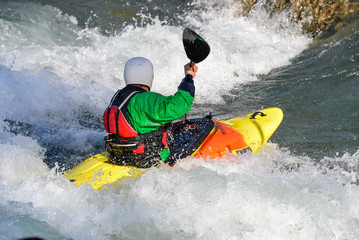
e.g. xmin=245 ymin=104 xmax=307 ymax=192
xmin=0 ymin=0 xmax=358 ymax=239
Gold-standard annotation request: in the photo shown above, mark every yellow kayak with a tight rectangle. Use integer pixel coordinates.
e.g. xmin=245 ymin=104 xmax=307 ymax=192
xmin=65 ymin=107 xmax=283 ymax=189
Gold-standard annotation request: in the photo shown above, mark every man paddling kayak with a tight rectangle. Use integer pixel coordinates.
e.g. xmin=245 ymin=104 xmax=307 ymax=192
xmin=103 ymin=57 xmax=198 ymax=168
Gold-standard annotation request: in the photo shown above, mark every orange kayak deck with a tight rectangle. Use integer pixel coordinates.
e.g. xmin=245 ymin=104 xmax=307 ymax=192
xmin=193 ymin=120 xmax=250 ymax=158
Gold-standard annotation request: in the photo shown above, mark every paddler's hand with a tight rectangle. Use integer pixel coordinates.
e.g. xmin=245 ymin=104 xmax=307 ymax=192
xmin=184 ymin=62 xmax=198 ymax=78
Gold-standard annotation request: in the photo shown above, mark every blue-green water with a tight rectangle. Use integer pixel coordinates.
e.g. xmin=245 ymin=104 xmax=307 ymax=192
xmin=0 ymin=0 xmax=358 ymax=239
xmin=229 ymin=21 xmax=359 ymax=160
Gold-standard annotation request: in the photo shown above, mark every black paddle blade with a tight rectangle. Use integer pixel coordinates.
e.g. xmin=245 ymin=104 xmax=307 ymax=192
xmin=182 ymin=28 xmax=210 ymax=63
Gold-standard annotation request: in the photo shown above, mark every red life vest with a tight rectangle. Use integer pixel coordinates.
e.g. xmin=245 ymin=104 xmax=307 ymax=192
xmin=103 ymin=85 xmax=145 ymax=137
xmin=103 ymin=86 xmax=169 ymax=164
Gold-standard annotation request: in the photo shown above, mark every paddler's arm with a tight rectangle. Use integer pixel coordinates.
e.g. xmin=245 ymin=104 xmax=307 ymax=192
xmin=149 ymin=62 xmax=198 ymax=121
xmin=178 ymin=62 xmax=198 ymax=97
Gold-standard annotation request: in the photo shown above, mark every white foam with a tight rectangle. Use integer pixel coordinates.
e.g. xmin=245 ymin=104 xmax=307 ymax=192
xmin=2 ymin=145 xmax=358 ymax=239
xmin=0 ymin=0 xmax=311 ymax=108
xmin=0 ymin=121 xmax=49 ymax=185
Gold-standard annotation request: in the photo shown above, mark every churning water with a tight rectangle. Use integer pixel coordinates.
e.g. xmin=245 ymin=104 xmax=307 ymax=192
xmin=0 ymin=0 xmax=358 ymax=239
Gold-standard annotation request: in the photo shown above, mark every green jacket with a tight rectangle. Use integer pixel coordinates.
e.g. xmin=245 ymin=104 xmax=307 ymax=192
xmin=127 ymin=90 xmax=194 ymax=133
xmin=127 ymin=76 xmax=195 ymax=134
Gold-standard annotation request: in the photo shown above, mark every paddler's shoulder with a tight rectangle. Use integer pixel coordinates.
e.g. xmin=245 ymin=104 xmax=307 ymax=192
xmin=130 ymin=91 xmax=167 ymax=104
xmin=136 ymin=91 xmax=165 ymax=98
xmin=131 ymin=90 xmax=193 ymax=104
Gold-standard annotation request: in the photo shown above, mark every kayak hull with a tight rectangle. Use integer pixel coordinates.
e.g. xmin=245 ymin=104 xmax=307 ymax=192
xmin=65 ymin=108 xmax=283 ymax=189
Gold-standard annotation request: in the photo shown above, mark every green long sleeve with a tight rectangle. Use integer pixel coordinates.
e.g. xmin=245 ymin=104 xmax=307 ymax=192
xmin=127 ymin=90 xmax=194 ymax=134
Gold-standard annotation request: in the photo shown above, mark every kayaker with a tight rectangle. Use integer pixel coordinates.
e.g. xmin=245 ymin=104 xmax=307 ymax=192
xmin=103 ymin=57 xmax=198 ymax=168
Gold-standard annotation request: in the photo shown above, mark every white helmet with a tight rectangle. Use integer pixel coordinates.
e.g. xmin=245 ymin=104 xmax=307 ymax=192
xmin=124 ymin=57 xmax=154 ymax=89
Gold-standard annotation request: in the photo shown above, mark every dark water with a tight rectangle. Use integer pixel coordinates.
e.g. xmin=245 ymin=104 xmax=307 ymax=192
xmin=1 ymin=0 xmax=358 ymax=239
xmin=228 ymin=18 xmax=359 ymax=160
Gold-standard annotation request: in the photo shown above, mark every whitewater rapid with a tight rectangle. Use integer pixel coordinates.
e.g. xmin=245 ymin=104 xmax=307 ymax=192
xmin=0 ymin=0 xmax=358 ymax=239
